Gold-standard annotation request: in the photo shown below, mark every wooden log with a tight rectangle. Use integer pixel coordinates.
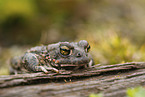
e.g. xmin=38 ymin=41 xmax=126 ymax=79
xmin=0 ymin=62 xmax=145 ymax=97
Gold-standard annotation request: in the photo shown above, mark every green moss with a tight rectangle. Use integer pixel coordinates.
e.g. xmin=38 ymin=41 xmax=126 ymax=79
xmin=0 ymin=67 xmax=9 ymax=75
xmin=78 ymin=29 xmax=145 ymax=64
xmin=0 ymin=0 xmax=37 ymax=21
xmin=89 ymin=93 xmax=103 ymax=97
xmin=88 ymin=86 xmax=145 ymax=97
xmin=126 ymin=87 xmax=145 ymax=97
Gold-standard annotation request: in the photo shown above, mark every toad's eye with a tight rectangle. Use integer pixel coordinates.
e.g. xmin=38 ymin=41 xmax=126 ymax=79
xmin=60 ymin=46 xmax=70 ymax=56
xmin=86 ymin=45 xmax=90 ymax=52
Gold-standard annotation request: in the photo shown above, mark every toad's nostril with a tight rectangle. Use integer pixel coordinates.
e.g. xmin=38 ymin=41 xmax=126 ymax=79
xmin=77 ymin=52 xmax=82 ymax=57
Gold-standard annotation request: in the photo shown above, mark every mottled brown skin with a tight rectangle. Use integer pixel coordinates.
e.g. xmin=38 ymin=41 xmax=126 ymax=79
xmin=10 ymin=40 xmax=93 ymax=74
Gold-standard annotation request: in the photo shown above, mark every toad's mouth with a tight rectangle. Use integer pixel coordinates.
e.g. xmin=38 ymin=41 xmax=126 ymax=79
xmin=54 ymin=63 xmax=85 ymax=67
xmin=48 ymin=57 xmax=91 ymax=69
xmin=50 ymin=58 xmax=93 ymax=70
xmin=52 ymin=63 xmax=87 ymax=70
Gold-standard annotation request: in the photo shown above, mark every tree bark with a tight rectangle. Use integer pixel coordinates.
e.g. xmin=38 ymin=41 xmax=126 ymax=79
xmin=0 ymin=62 xmax=145 ymax=97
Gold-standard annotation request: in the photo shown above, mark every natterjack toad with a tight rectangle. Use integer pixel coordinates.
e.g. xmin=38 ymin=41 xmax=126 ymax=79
xmin=10 ymin=40 xmax=93 ymax=74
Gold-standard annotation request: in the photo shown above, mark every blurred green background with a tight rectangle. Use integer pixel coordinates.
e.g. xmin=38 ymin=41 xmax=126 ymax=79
xmin=0 ymin=0 xmax=145 ymax=75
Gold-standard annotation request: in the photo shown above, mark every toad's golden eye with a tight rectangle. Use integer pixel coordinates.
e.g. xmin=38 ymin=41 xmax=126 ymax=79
xmin=60 ymin=46 xmax=70 ymax=56
xmin=86 ymin=45 xmax=90 ymax=52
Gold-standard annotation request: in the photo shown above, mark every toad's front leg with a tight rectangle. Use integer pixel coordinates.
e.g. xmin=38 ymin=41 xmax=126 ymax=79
xmin=22 ymin=53 xmax=59 ymax=73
